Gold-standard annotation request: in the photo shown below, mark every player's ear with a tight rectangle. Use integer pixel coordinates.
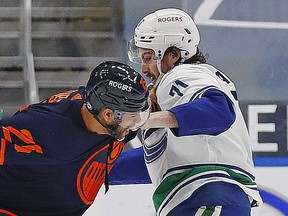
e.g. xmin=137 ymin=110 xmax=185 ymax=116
xmin=99 ymin=108 xmax=114 ymax=124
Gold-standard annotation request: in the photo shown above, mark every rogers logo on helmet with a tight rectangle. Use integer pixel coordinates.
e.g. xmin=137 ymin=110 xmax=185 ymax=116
xmin=158 ymin=16 xmax=183 ymax=23
xmin=109 ymin=80 xmax=132 ymax=92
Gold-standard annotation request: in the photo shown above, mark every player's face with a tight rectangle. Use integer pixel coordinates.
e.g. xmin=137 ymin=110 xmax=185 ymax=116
xmin=114 ymin=114 xmax=140 ymax=141
xmin=113 ymin=104 xmax=151 ymax=141
xmin=113 ymin=112 xmax=143 ymax=141
xmin=114 ymin=126 xmax=131 ymax=142
xmin=139 ymin=48 xmax=160 ymax=85
xmin=139 ymin=48 xmax=178 ymax=84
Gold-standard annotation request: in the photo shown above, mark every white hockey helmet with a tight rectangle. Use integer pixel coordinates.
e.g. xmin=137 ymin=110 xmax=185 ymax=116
xmin=128 ymin=8 xmax=200 ymax=63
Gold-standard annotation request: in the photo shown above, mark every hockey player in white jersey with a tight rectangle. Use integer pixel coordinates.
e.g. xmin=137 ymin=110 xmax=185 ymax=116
xmin=127 ymin=8 xmax=263 ymax=216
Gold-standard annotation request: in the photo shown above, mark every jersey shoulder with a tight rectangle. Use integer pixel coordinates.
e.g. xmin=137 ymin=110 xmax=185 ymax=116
xmin=159 ymin=63 xmax=222 ymax=91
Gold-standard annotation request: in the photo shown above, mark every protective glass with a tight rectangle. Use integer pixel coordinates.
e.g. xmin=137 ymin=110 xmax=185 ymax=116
xmin=128 ymin=38 xmax=159 ymax=65
xmin=128 ymin=38 xmax=142 ymax=64
xmin=114 ymin=99 xmax=151 ymax=131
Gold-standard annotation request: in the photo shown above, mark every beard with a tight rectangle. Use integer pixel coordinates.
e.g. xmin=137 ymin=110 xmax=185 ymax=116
xmin=114 ymin=126 xmax=128 ymax=141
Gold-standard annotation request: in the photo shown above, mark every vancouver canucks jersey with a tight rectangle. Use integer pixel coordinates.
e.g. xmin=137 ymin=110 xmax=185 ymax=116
xmin=0 ymin=88 xmax=127 ymax=216
xmin=143 ymin=64 xmax=263 ymax=215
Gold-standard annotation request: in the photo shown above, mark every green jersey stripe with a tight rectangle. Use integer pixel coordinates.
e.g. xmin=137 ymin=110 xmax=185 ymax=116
xmin=153 ymin=165 xmax=256 ymax=210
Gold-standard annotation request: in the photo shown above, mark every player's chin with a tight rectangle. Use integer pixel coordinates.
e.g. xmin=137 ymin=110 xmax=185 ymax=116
xmin=116 ymin=129 xmax=129 ymax=141
xmin=149 ymin=78 xmax=157 ymax=87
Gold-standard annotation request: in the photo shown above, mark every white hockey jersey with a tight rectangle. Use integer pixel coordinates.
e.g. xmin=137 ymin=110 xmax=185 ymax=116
xmin=143 ymin=63 xmax=263 ymax=216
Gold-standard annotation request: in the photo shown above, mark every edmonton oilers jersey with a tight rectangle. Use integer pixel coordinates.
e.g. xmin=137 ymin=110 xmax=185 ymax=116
xmin=0 ymin=88 xmax=126 ymax=216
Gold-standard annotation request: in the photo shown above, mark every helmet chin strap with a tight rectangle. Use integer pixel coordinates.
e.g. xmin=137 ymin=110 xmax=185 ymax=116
xmin=94 ymin=113 xmax=120 ymax=194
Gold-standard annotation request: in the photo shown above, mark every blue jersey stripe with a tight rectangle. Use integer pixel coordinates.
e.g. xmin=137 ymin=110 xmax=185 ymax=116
xmin=144 ymin=135 xmax=167 ymax=164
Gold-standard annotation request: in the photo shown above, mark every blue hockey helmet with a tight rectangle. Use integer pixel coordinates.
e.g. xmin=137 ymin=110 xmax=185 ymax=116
xmin=85 ymin=61 xmax=149 ymax=115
